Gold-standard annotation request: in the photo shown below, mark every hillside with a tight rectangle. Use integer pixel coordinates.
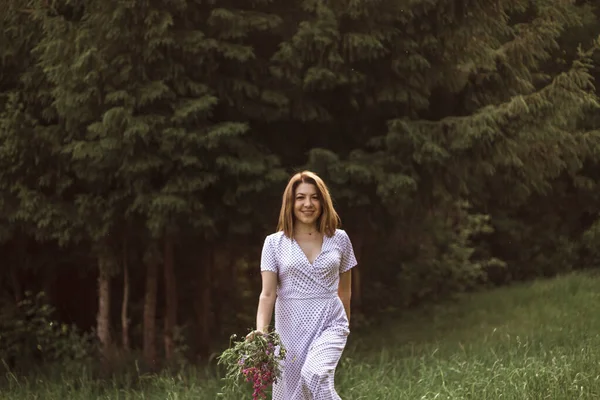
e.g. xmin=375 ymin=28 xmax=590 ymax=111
xmin=2 ymin=271 xmax=599 ymax=399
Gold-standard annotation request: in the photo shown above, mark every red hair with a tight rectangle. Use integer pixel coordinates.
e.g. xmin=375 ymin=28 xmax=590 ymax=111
xmin=277 ymin=171 xmax=340 ymax=238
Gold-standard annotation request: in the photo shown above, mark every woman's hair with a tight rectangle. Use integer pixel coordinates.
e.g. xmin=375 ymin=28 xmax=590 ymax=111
xmin=277 ymin=170 xmax=340 ymax=238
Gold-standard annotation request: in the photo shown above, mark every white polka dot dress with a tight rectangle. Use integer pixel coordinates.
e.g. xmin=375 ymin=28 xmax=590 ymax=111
xmin=260 ymin=229 xmax=358 ymax=400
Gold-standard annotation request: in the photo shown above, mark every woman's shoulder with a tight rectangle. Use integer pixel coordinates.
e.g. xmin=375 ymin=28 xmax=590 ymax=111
xmin=264 ymin=231 xmax=286 ymax=245
xmin=331 ymin=228 xmax=350 ymax=241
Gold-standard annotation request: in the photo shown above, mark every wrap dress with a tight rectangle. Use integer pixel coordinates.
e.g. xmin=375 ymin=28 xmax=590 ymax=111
xmin=260 ymin=229 xmax=358 ymax=400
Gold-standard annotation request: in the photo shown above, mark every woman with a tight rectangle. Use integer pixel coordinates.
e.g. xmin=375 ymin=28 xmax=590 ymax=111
xmin=250 ymin=170 xmax=357 ymax=399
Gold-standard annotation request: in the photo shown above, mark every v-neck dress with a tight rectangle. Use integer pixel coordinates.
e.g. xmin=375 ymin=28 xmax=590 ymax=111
xmin=260 ymin=229 xmax=358 ymax=400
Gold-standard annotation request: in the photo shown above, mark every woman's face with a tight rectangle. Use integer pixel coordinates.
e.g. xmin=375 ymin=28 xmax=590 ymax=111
xmin=293 ymin=182 xmax=322 ymax=227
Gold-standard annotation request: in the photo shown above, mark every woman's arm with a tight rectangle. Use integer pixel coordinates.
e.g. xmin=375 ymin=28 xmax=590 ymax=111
xmin=338 ymin=270 xmax=352 ymax=323
xmin=255 ymin=271 xmax=278 ymax=332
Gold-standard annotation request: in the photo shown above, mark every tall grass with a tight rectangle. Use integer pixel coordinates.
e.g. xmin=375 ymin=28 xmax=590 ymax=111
xmin=2 ymin=271 xmax=599 ymax=399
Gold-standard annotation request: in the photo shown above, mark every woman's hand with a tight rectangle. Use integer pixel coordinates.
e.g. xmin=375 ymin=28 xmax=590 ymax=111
xmin=245 ymin=329 xmax=265 ymax=341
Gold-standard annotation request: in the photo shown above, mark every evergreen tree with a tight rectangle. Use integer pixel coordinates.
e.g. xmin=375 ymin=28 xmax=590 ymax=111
xmin=0 ymin=0 xmax=598 ymax=365
xmin=0 ymin=1 xmax=77 ymax=305
xmin=31 ymin=0 xmax=286 ymax=361
xmin=268 ymin=0 xmax=600 ymax=304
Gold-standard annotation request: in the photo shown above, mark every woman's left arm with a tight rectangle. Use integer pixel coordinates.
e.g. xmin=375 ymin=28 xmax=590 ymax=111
xmin=338 ymin=271 xmax=352 ymax=323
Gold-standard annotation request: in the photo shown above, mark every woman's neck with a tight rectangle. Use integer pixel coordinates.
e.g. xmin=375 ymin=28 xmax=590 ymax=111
xmin=294 ymin=223 xmax=318 ymax=235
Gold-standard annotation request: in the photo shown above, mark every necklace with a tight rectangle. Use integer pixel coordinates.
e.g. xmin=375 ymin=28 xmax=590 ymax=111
xmin=296 ymin=229 xmax=318 ymax=236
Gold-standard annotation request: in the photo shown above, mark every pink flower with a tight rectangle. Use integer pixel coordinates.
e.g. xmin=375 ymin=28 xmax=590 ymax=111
xmin=218 ymin=330 xmax=286 ymax=399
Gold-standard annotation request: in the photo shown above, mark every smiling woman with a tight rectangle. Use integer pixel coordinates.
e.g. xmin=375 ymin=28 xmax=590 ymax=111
xmin=276 ymin=171 xmax=340 ymax=240
xmin=249 ymin=170 xmax=357 ymax=400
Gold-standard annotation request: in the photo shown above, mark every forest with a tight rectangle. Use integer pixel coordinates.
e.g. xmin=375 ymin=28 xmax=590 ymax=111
xmin=1 ymin=0 xmax=599 ymax=378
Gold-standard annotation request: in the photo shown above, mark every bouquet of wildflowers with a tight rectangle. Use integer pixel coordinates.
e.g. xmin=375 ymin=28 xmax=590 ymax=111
xmin=218 ymin=330 xmax=287 ymax=399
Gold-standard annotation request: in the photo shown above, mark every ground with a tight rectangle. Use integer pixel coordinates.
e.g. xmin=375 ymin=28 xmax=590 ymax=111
xmin=2 ymin=271 xmax=599 ymax=399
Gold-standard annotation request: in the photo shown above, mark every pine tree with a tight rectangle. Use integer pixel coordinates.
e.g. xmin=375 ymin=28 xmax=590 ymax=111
xmin=31 ymin=0 xmax=287 ymax=362
xmin=373 ymin=0 xmax=599 ymax=292
xmin=1 ymin=0 xmax=598 ymax=362
xmin=0 ymin=1 xmax=77 ymax=294
xmin=263 ymin=0 xmax=600 ymax=302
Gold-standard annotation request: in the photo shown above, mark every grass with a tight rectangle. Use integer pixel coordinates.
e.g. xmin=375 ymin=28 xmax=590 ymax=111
xmin=2 ymin=271 xmax=600 ymax=399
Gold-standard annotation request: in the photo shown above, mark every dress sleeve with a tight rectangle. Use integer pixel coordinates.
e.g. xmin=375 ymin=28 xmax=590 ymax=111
xmin=260 ymin=235 xmax=278 ymax=273
xmin=340 ymin=230 xmax=358 ymax=274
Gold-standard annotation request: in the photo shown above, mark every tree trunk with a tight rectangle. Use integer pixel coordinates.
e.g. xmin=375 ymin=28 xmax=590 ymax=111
xmin=143 ymin=246 xmax=159 ymax=368
xmin=195 ymin=246 xmax=213 ymax=359
xmin=163 ymin=233 xmax=177 ymax=362
xmin=121 ymin=236 xmax=130 ymax=352
xmin=214 ymin=249 xmax=234 ymax=332
xmin=97 ymin=254 xmax=112 ymax=360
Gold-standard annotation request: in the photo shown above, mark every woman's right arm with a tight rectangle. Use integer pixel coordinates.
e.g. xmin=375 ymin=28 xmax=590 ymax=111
xmin=255 ymin=271 xmax=278 ymax=333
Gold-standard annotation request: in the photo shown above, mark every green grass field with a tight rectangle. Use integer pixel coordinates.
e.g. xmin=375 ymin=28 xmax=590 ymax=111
xmin=2 ymin=271 xmax=599 ymax=399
